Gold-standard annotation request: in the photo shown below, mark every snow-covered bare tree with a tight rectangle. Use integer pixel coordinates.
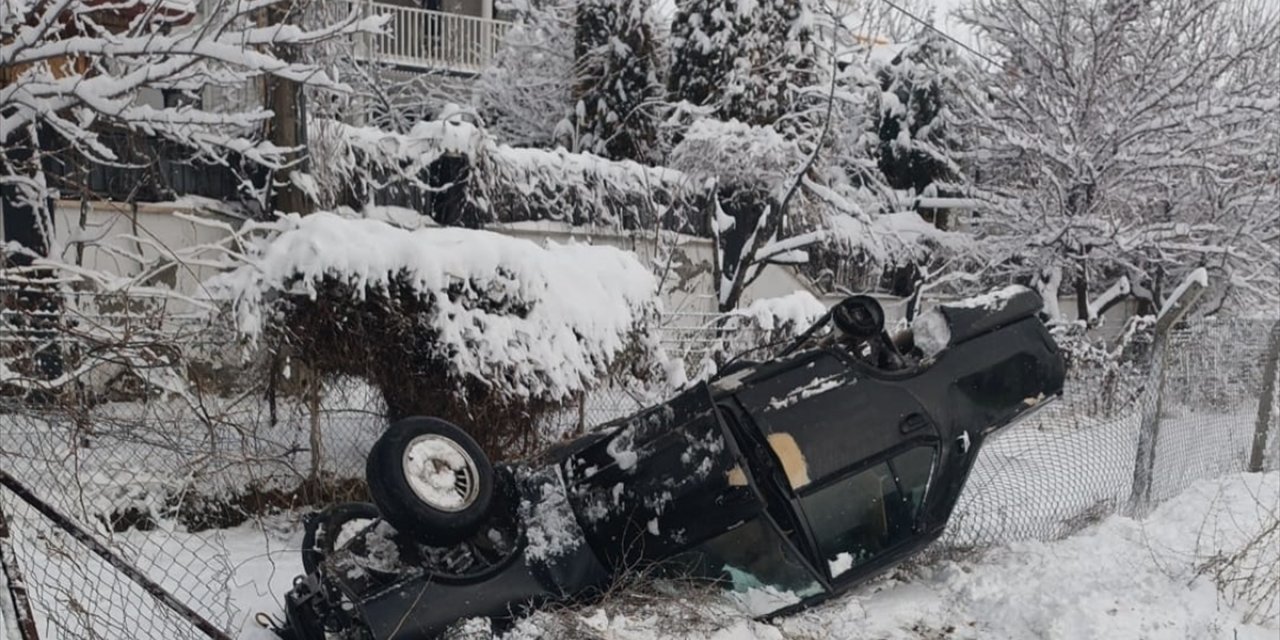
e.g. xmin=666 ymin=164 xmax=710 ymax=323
xmin=572 ymin=0 xmax=664 ymax=162
xmin=958 ymin=0 xmax=1280 ymax=321
xmin=841 ymin=0 xmax=936 ymax=43
xmin=474 ymin=0 xmax=576 ymax=148
xmin=0 ymin=0 xmax=375 ymax=260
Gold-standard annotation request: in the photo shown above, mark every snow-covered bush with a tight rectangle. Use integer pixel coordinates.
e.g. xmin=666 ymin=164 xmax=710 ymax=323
xmin=211 ymin=213 xmax=666 ymax=454
xmin=669 ymin=120 xmax=805 ymax=194
xmin=680 ymin=291 xmax=829 ymax=380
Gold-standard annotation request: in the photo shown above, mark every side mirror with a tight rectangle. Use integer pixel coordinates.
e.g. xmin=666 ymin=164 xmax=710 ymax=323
xmin=833 ymin=295 xmax=885 ymax=339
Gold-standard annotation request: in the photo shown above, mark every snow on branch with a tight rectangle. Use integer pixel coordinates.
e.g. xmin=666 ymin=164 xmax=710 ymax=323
xmin=0 ymin=0 xmax=380 ymax=169
xmin=669 ymin=119 xmax=805 ymax=195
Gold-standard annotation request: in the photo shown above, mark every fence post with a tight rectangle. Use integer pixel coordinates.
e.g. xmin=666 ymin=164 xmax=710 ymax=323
xmin=1127 ymin=270 xmax=1207 ymax=516
xmin=1248 ymin=319 xmax=1280 ymax=472
xmin=0 ymin=498 xmax=42 ymax=640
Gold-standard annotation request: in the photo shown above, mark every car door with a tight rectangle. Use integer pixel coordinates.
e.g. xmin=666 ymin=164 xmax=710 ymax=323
xmin=728 ymin=348 xmax=943 ymax=581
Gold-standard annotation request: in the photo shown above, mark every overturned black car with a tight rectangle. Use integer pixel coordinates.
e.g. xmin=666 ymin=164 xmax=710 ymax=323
xmin=278 ymin=286 xmax=1066 ymax=639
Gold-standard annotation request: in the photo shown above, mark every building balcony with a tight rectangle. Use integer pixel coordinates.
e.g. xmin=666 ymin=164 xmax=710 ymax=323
xmin=357 ymin=0 xmax=514 ymax=74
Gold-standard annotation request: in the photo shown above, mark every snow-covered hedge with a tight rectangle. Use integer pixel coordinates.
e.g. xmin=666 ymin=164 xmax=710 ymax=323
xmin=211 ymin=213 xmax=666 ymax=452
xmin=305 ymin=117 xmax=709 ymax=234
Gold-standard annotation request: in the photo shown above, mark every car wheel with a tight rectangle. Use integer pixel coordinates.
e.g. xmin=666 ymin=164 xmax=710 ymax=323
xmin=301 ymin=501 xmax=381 ymax=575
xmin=366 ymin=417 xmax=494 ymax=547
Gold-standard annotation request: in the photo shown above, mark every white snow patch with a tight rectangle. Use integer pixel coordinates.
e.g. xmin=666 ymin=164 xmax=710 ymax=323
xmin=767 ymin=374 xmax=844 ymax=410
xmin=911 ymin=308 xmax=951 ymax=357
xmin=1158 ymin=267 xmax=1210 ymax=321
xmin=827 ymin=552 xmax=855 ymax=578
xmin=728 ymin=586 xmax=805 ymax=617
xmin=521 ymin=473 xmax=586 ymax=563
xmin=606 ymin=433 xmax=639 ymax=472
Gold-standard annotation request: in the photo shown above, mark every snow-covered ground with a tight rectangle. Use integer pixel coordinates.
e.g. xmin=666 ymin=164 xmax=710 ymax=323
xmin=214 ymin=471 xmax=1279 ymax=640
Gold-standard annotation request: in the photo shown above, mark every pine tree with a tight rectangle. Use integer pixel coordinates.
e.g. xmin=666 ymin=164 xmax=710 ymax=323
xmin=668 ymin=0 xmax=817 ymax=129
xmin=723 ymin=0 xmax=816 ymax=128
xmin=875 ymin=33 xmax=969 ymax=228
xmin=667 ymin=0 xmax=735 ymax=110
xmin=573 ymin=0 xmax=663 ymax=163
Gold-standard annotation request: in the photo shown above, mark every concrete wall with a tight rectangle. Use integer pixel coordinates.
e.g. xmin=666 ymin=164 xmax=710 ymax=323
xmin=45 ymin=200 xmax=238 ymax=300
xmin=487 ymin=220 xmax=830 ymax=318
xmin=33 ymin=206 xmax=1140 ymax=336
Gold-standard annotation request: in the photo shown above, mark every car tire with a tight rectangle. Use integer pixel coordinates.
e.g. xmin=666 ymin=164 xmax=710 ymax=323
xmin=366 ymin=417 xmax=494 ymax=547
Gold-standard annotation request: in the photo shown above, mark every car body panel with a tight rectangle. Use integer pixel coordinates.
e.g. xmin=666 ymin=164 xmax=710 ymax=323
xmin=562 ymin=383 xmax=767 ymax=568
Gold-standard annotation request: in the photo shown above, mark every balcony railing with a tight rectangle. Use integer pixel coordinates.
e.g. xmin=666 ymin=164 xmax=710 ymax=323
xmin=359 ymin=1 xmax=513 ymax=73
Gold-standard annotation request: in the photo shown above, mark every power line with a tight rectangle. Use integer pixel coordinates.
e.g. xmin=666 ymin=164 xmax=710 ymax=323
xmin=877 ymin=0 xmax=1000 ymax=68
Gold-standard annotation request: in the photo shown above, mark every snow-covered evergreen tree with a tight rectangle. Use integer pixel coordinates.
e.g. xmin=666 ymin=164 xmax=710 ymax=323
xmin=667 ymin=0 xmax=733 ymax=112
xmin=668 ymin=0 xmax=818 ymax=129
xmin=875 ymin=32 xmax=969 ymax=225
xmin=725 ymin=0 xmax=817 ymax=129
xmin=572 ymin=0 xmax=664 ymax=163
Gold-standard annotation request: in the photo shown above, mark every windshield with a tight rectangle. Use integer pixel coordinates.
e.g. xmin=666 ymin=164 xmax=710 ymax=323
xmin=661 ymin=515 xmax=824 ymax=615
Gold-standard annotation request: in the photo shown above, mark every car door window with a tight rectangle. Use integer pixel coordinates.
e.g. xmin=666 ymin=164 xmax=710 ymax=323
xmin=798 ymin=446 xmax=935 ymax=578
xmin=662 ymin=516 xmax=823 ymax=610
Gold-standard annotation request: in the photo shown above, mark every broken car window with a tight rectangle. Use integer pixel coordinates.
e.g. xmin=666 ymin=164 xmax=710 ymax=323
xmin=799 ymin=446 xmax=935 ymax=578
xmin=662 ymin=516 xmax=823 ymax=610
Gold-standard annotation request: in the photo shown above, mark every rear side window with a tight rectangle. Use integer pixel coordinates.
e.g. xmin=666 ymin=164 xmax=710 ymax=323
xmin=958 ymin=353 xmax=1042 ymax=409
xmin=798 ymin=446 xmax=935 ymax=578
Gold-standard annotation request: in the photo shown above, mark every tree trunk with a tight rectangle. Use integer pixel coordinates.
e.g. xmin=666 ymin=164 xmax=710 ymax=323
xmin=1075 ymin=267 xmax=1090 ymax=323
xmin=264 ymin=2 xmax=310 ymax=215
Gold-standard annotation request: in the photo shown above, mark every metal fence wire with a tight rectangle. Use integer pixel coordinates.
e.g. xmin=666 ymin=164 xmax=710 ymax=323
xmin=1 ymin=296 xmax=1278 ymax=638
xmin=943 ymin=317 xmax=1280 ymax=548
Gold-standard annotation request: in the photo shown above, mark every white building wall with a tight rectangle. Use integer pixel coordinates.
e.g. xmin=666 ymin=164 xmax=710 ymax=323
xmin=47 ymin=200 xmax=237 ymax=301
xmin=43 ymin=207 xmax=1136 ymax=336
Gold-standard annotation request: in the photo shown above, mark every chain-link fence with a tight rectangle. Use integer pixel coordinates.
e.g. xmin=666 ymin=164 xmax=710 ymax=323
xmin=2 ymin=282 xmax=1278 ymax=638
xmin=943 ymin=317 xmax=1280 ymax=549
